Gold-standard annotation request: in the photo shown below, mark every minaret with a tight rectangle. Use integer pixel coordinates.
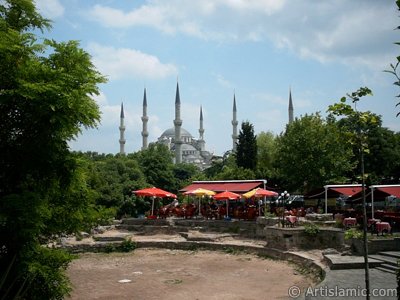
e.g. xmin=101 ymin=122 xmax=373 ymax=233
xmin=173 ymin=82 xmax=182 ymax=164
xmin=288 ymin=88 xmax=294 ymax=124
xmin=231 ymin=93 xmax=238 ymax=152
xmin=141 ymin=88 xmax=149 ymax=150
xmin=119 ymin=102 xmax=126 ymax=155
xmin=198 ymin=106 xmax=205 ymax=152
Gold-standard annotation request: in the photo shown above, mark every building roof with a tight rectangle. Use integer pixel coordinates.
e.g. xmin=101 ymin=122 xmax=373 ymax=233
xmin=180 ymin=180 xmax=266 ymax=193
xmin=304 ymin=186 xmax=362 ymax=199
xmin=375 ymin=186 xmax=400 ymax=198
xmin=329 ymin=187 xmax=362 ymax=197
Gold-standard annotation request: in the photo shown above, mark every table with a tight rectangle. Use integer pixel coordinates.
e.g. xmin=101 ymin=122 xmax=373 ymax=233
xmin=285 ymin=216 xmax=298 ymax=227
xmin=375 ymin=222 xmax=391 ymax=235
xmin=343 ymin=217 xmax=357 ymax=228
xmin=367 ymin=218 xmax=381 ymax=226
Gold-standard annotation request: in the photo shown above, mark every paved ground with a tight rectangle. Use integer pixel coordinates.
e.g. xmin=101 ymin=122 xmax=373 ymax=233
xmin=301 ymin=268 xmax=397 ymax=300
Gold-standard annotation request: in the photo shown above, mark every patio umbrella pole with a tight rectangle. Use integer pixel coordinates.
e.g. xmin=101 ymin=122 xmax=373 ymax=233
xmin=151 ymin=197 xmax=155 ymax=216
xmin=198 ymin=197 xmax=201 ymax=217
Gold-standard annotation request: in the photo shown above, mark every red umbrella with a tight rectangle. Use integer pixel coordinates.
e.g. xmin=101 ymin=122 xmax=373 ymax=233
xmin=213 ymin=191 xmax=241 ymax=218
xmin=213 ymin=191 xmax=241 ymax=200
xmin=133 ymin=187 xmax=177 ymax=216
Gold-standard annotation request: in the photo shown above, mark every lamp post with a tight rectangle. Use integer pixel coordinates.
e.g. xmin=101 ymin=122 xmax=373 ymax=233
xmin=280 ymin=191 xmax=289 ymax=227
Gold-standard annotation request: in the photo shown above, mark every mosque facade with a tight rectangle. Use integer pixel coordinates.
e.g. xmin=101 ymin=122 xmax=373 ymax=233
xmin=119 ymin=83 xmax=294 ymax=170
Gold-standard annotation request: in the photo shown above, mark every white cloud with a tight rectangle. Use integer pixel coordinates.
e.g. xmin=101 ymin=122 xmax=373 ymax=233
xmin=87 ymin=43 xmax=178 ymax=80
xmin=35 ymin=0 xmax=64 ymax=18
xmin=215 ymin=74 xmax=234 ymax=89
xmin=269 ymin=1 xmax=398 ymax=71
xmin=91 ymin=91 xmax=108 ymax=107
xmin=220 ymin=0 xmax=286 ymax=14
xmin=87 ymin=1 xmax=397 ymax=72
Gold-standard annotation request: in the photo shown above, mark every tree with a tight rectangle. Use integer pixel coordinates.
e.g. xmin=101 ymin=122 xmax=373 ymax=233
xmin=0 ymin=1 xmax=106 ymax=298
xmin=328 ymin=87 xmax=375 ymax=300
xmin=77 ymin=153 xmax=149 ymax=218
xmin=236 ymin=121 xmax=257 ymax=170
xmin=203 ymin=151 xmax=232 ymax=178
xmin=274 ymin=113 xmax=355 ymax=193
xmin=334 ymin=115 xmax=400 ymax=184
xmin=256 ymin=131 xmax=278 ymax=180
xmin=130 ymin=143 xmax=177 ymax=192
xmin=173 ymin=163 xmax=203 ymax=188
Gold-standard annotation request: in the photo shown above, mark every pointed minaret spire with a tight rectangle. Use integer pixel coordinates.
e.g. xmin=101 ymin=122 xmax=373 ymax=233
xmin=173 ymin=81 xmax=182 ymax=164
xmin=198 ymin=106 xmax=205 ymax=152
xmin=119 ymin=102 xmax=126 ymax=155
xmin=288 ymin=88 xmax=294 ymax=124
xmin=231 ymin=93 xmax=238 ymax=152
xmin=141 ymin=88 xmax=149 ymax=150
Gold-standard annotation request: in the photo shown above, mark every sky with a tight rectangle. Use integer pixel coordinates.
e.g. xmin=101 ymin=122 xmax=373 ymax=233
xmin=34 ymin=0 xmax=400 ymax=156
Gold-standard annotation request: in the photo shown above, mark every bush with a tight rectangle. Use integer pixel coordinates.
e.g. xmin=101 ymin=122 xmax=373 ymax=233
xmin=264 ymin=211 xmax=276 ymax=218
xmin=344 ymin=228 xmax=363 ymax=240
xmin=304 ymin=223 xmax=320 ymax=236
xmin=334 ymin=220 xmax=344 ymax=229
xmin=119 ymin=238 xmax=137 ymax=252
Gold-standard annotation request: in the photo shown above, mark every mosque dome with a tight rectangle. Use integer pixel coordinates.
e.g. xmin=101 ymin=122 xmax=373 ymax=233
xmin=160 ymin=127 xmax=193 ymax=139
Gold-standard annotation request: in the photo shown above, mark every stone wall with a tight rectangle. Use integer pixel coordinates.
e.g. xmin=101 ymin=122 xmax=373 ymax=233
xmin=118 ymin=217 xmax=345 ymax=250
xmin=350 ymin=237 xmax=400 ymax=255
xmin=263 ymin=226 xmax=345 ymax=250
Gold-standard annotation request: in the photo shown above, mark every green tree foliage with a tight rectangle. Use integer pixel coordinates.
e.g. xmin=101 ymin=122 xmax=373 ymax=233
xmin=256 ymin=131 xmax=277 ymax=180
xmin=76 ymin=152 xmax=149 ymax=218
xmin=216 ymin=165 xmax=256 ymax=180
xmin=274 ymin=113 xmax=355 ymax=193
xmin=173 ymin=163 xmax=203 ymax=188
xmin=363 ymin=125 xmax=400 ymax=183
xmin=203 ymin=151 xmax=255 ymax=180
xmin=236 ymin=121 xmax=257 ymax=170
xmin=130 ymin=143 xmax=177 ymax=192
xmin=85 ymin=154 xmax=146 ymax=207
xmin=0 ymin=1 xmax=106 ymax=298
xmin=333 ymin=115 xmax=400 ymax=184
xmin=203 ymin=151 xmax=232 ymax=178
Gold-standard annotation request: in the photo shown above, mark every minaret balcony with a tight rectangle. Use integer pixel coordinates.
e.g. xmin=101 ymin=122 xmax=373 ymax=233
xmin=174 ymin=120 xmax=182 ymax=126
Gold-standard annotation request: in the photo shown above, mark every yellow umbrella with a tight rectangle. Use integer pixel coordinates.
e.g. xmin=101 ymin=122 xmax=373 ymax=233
xmin=243 ymin=188 xmax=278 ymax=199
xmin=183 ymin=188 xmax=216 ymax=216
xmin=183 ymin=188 xmax=216 ymax=196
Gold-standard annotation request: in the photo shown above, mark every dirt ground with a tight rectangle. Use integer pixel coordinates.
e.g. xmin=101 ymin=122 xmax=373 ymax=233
xmin=66 ymin=248 xmax=316 ymax=300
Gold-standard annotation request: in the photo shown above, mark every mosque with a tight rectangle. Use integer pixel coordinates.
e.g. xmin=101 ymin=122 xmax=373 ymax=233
xmin=118 ymin=82 xmax=294 ymax=170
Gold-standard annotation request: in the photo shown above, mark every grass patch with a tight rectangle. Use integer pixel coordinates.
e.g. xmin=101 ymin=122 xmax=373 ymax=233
xmin=291 ymin=262 xmax=325 ymax=283
xmin=222 ymin=246 xmax=244 ymax=255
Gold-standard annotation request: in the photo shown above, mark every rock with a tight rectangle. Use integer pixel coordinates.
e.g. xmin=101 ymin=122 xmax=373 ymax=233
xmin=79 ymin=232 xmax=90 ymax=239
xmin=322 ymin=248 xmax=339 ymax=255
xmin=92 ymin=226 xmax=106 ymax=234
